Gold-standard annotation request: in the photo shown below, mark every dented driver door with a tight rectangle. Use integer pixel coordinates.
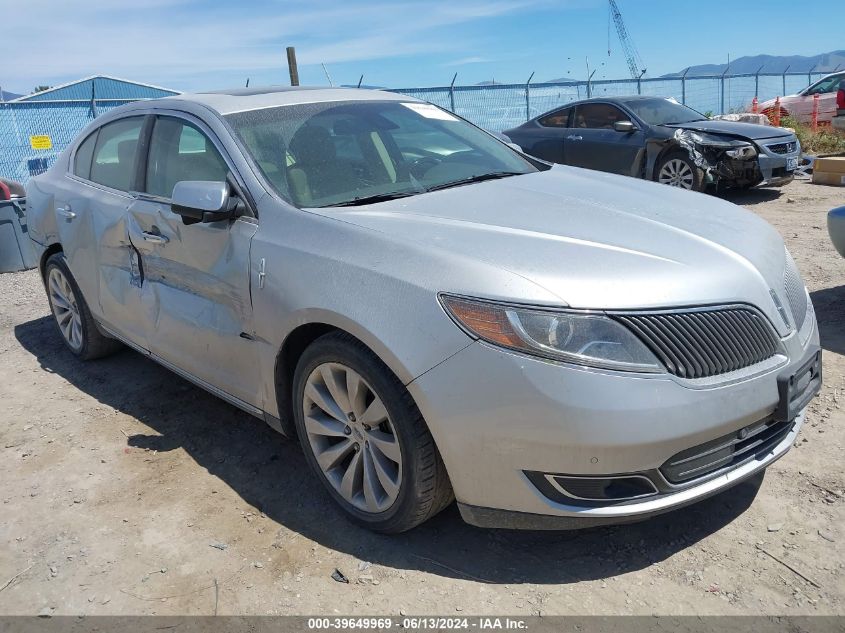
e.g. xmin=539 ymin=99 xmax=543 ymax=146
xmin=126 ymin=198 xmax=260 ymax=408
xmin=124 ymin=113 xmax=262 ymax=409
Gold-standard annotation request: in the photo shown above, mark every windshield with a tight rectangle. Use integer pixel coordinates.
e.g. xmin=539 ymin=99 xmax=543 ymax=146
xmin=803 ymin=74 xmax=845 ymax=95
xmin=225 ymin=100 xmax=538 ymax=207
xmin=623 ymin=98 xmax=707 ymax=126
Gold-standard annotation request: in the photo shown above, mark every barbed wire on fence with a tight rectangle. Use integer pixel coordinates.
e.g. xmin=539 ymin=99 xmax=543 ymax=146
xmin=0 ymin=70 xmax=837 ymax=184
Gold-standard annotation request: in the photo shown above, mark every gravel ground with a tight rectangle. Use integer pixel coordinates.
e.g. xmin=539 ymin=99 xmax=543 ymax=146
xmin=0 ymin=179 xmax=843 ymax=616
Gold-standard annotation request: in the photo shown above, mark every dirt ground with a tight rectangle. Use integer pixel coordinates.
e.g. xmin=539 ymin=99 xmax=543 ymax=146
xmin=1 ymin=178 xmax=843 ymax=617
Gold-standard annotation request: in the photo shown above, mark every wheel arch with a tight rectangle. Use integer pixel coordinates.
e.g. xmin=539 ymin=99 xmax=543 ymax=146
xmin=646 ymin=140 xmax=686 ymax=181
xmin=39 ymin=243 xmax=64 ymax=281
xmin=272 ymin=319 xmax=420 ymax=438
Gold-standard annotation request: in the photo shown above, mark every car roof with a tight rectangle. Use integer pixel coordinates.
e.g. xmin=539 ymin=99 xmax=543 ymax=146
xmin=157 ymin=86 xmax=413 ymax=115
xmin=532 ymin=95 xmax=666 ymax=116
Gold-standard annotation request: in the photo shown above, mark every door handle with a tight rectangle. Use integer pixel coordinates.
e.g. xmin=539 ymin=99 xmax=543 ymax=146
xmin=141 ymin=231 xmax=169 ymax=245
xmin=566 ymin=135 xmax=583 ymax=141
xmin=56 ymin=206 xmax=76 ymax=221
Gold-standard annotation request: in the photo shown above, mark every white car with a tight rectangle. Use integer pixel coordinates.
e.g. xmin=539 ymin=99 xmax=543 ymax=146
xmin=760 ymin=72 xmax=845 ymax=125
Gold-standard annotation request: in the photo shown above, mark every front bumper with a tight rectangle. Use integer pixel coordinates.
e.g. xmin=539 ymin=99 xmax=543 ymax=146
xmin=409 ymin=318 xmax=819 ymax=530
xmin=755 ymin=138 xmax=802 ymax=187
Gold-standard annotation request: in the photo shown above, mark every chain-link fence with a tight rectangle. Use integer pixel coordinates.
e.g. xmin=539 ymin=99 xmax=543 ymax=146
xmin=0 ymin=70 xmax=836 ymax=185
xmin=391 ymin=71 xmax=834 ymax=132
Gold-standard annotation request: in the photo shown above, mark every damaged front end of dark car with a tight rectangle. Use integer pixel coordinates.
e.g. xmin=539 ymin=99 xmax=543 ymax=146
xmin=661 ymin=128 xmax=798 ymax=190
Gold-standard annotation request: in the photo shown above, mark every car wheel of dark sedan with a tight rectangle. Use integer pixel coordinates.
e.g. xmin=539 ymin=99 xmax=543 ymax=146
xmin=293 ymin=332 xmax=453 ymax=533
xmin=656 ymin=152 xmax=704 ymax=192
xmin=44 ymin=253 xmax=123 ymax=360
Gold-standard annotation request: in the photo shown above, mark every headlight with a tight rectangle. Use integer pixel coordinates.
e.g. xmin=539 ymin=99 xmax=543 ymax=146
xmin=726 ymin=145 xmax=757 ymax=159
xmin=689 ymin=132 xmax=757 ymax=158
xmin=440 ymin=295 xmax=663 ymax=373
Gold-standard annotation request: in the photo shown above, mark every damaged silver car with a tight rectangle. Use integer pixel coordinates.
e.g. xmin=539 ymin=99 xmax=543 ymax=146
xmin=504 ymin=96 xmax=801 ymax=192
xmin=26 ymin=87 xmax=820 ymax=533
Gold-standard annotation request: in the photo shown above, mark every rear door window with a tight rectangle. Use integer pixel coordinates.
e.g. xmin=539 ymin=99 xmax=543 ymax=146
xmin=573 ymin=104 xmax=628 ymax=129
xmin=90 ymin=117 xmax=144 ymax=192
xmin=145 ymin=117 xmax=229 ymax=198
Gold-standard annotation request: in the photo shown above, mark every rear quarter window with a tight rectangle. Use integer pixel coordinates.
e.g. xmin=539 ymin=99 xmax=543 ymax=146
xmin=73 ymin=132 xmax=97 ymax=180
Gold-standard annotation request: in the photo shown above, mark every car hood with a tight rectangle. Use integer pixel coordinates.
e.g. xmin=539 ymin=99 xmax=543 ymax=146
xmin=313 ymin=167 xmax=788 ymax=327
xmin=663 ymin=120 xmax=793 ymax=140
xmin=761 ymin=95 xmax=800 ymax=105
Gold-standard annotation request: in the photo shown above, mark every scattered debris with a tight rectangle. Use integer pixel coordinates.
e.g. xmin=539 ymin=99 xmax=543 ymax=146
xmin=209 ymin=542 xmax=228 ymax=551
xmin=331 ymin=569 xmax=349 ymax=584
xmin=767 ymin=523 xmax=783 ymax=532
xmin=818 ymin=529 xmax=836 ymax=543
xmin=0 ymin=563 xmax=34 ymax=593
xmin=410 ymin=554 xmax=491 ymax=584
xmin=755 ymin=544 xmax=822 ymax=589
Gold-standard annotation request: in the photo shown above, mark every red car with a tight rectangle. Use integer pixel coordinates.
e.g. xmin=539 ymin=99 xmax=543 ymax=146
xmin=759 ymin=71 xmax=845 ymax=125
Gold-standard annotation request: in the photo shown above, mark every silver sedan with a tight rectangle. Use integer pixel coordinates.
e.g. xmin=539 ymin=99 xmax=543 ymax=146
xmin=26 ymin=87 xmax=821 ymax=532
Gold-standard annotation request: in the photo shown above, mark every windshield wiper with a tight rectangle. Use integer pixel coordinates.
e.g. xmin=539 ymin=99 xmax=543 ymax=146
xmin=325 ymin=190 xmax=420 ymax=207
xmin=425 ymin=171 xmax=523 ymax=193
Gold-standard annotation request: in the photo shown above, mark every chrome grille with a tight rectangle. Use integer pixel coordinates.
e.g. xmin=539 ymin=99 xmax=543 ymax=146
xmin=783 ymin=251 xmax=807 ymax=332
xmin=614 ymin=307 xmax=779 ymax=379
xmin=661 ymin=418 xmax=793 ymax=484
xmin=767 ymin=141 xmax=797 ymax=155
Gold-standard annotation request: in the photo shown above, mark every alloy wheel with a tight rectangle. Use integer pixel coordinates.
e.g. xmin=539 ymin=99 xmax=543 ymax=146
xmin=302 ymin=362 xmax=403 ymax=513
xmin=658 ymin=158 xmax=695 ymax=189
xmin=48 ymin=267 xmax=83 ymax=351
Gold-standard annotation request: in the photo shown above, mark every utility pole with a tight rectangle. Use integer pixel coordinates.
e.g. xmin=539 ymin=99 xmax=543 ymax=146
xmin=286 ymin=47 xmax=300 ymax=86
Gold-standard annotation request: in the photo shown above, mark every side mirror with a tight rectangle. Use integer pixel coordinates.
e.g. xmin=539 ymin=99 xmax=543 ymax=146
xmin=614 ymin=120 xmax=637 ymax=133
xmin=170 ymin=181 xmax=240 ymax=223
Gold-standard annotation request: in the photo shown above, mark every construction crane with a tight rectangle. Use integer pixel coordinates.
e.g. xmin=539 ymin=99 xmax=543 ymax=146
xmin=607 ymin=0 xmax=646 ymax=80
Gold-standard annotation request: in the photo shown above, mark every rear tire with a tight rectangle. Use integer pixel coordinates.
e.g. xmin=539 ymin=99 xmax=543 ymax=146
xmin=655 ymin=151 xmax=706 ymax=192
xmin=292 ymin=332 xmax=453 ymax=533
xmin=44 ymin=253 xmax=122 ymax=360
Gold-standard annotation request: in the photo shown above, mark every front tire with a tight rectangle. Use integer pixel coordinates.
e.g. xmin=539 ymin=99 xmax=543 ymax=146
xmin=44 ymin=253 xmax=122 ymax=360
xmin=292 ymin=332 xmax=453 ymax=533
xmin=656 ymin=151 xmax=705 ymax=192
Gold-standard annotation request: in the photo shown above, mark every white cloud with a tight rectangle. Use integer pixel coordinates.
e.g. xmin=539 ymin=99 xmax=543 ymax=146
xmin=444 ymin=56 xmax=494 ymax=66
xmin=2 ymin=0 xmax=545 ymax=91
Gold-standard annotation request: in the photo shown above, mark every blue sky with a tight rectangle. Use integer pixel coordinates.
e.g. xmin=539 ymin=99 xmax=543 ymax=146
xmin=3 ymin=0 xmax=843 ymax=94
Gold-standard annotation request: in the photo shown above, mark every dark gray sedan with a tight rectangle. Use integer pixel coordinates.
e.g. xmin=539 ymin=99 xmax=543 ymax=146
xmin=503 ymin=96 xmax=801 ymax=193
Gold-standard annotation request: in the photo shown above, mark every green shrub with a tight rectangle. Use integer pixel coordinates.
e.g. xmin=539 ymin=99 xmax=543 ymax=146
xmin=781 ymin=116 xmax=845 ymax=155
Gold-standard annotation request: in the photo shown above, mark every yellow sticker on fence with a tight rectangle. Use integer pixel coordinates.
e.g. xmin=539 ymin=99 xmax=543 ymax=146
xmin=30 ymin=135 xmax=52 ymax=150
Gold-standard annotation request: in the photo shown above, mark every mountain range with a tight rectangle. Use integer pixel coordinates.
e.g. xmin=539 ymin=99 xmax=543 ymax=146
xmin=662 ymin=50 xmax=845 ymax=77
xmin=540 ymin=50 xmax=844 ymax=83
